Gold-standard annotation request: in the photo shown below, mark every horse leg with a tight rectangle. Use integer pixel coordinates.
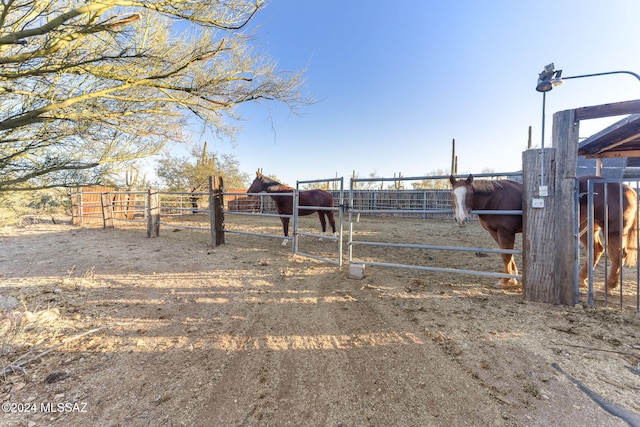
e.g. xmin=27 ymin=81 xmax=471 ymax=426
xmin=317 ymin=211 xmax=327 ymax=232
xmin=327 ymin=210 xmax=337 ymax=236
xmin=489 ymin=229 xmax=518 ymax=289
xmin=603 ymin=187 xmax=638 ymax=289
xmin=605 ymin=231 xmax=623 ymax=290
xmin=578 ymin=226 xmax=604 ymax=288
xmin=501 ymin=253 xmax=518 ymax=286
xmin=281 ymin=217 xmax=290 ymax=246
xmin=315 ymin=211 xmax=328 ymax=241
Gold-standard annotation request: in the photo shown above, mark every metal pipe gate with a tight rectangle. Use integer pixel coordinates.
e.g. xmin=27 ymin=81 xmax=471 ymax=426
xmin=582 ymin=177 xmax=640 ymax=310
xmin=347 ymin=174 xmax=523 ymax=283
xmin=224 ymin=177 xmax=345 ymax=266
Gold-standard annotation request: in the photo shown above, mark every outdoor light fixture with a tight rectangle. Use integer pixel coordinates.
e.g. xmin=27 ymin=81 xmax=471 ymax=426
xmin=551 ymin=69 xmax=563 ymax=87
xmin=536 ymin=63 xmax=558 ymax=92
xmin=535 ymin=63 xmax=640 ymax=195
xmin=536 ymin=64 xmax=640 ymax=93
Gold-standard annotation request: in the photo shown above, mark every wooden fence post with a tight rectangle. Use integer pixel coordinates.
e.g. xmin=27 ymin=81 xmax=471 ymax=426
xmin=69 ymin=187 xmax=80 ymax=225
xmin=209 ymin=176 xmax=225 ymax=246
xmin=552 ymin=109 xmax=579 ymax=306
xmin=101 ymin=192 xmax=114 ymax=229
xmin=523 ymin=108 xmax=579 ymax=306
xmin=77 ymin=189 xmax=83 ymax=226
xmin=147 ymin=190 xmax=160 ymax=238
xmin=523 ymin=148 xmax=556 ymax=303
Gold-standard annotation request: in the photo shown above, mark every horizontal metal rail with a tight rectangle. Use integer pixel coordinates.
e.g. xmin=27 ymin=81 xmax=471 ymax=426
xmin=225 ymin=211 xmax=292 ymax=219
xmin=224 ymin=229 xmax=291 ymax=241
xmin=297 ymin=230 xmax=340 ymax=241
xmin=245 ymin=191 xmax=293 ymax=197
xmin=351 ymin=208 xmax=452 ymax=215
xmin=112 ymin=205 xmax=145 ymax=211
xmin=296 ymin=250 xmax=340 ymax=266
xmin=111 ymin=218 xmax=147 ymax=224
xmin=106 ymin=191 xmax=148 ymax=196
xmin=349 ymin=259 xmax=521 ymax=280
xmin=157 ymin=221 xmax=210 ymax=231
xmin=350 ymin=208 xmax=522 ymax=216
xmin=159 ymin=191 xmax=208 ymax=196
xmin=79 ymin=191 xmax=147 ymax=196
xmin=350 ymin=240 xmax=521 ymax=255
xmin=160 ymin=207 xmax=209 ymax=214
xmin=350 ymin=171 xmax=521 ymax=183
xmin=294 ymin=204 xmax=338 ymax=211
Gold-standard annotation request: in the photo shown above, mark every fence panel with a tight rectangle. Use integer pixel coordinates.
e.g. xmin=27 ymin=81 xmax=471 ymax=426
xmin=157 ymin=191 xmax=211 ymax=231
xmin=348 ymin=173 xmax=523 ymax=283
xmin=224 ymin=191 xmax=295 ymax=249
xmin=294 ymin=177 xmax=345 ymax=266
xmin=583 ymin=178 xmax=640 ymax=310
xmin=70 ymin=186 xmax=114 ymax=225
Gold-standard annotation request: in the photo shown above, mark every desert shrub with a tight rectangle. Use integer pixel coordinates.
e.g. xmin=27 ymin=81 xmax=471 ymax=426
xmin=0 ymin=189 xmax=70 ymax=226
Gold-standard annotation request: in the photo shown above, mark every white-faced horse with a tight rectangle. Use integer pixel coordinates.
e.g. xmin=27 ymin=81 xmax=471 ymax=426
xmin=449 ymin=175 xmax=523 ymax=288
xmin=450 ymin=174 xmax=639 ymax=291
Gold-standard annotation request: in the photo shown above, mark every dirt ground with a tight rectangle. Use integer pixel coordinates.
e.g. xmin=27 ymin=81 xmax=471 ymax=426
xmin=0 ymin=214 xmax=639 ymax=427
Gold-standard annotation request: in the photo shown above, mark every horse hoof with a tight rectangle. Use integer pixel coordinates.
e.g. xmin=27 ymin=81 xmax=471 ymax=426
xmin=318 ymin=237 xmax=324 ymax=242
xmin=281 ymin=240 xmax=288 ymax=246
xmin=494 ymin=279 xmax=518 ymax=289
xmin=593 ymin=287 xmax=607 ymax=295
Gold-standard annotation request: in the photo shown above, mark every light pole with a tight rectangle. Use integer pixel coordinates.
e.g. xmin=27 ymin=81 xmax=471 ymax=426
xmin=534 ymin=63 xmax=563 ymax=196
xmin=535 ymin=64 xmax=640 ymax=191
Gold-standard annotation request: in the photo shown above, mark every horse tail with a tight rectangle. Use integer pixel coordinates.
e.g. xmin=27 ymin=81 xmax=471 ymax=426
xmin=625 ymin=211 xmax=638 ymax=268
xmin=624 ymin=186 xmax=638 ymax=268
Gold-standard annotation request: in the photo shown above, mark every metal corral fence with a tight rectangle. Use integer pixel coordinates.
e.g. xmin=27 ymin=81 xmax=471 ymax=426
xmin=581 ymin=177 xmax=640 ymax=311
xmin=223 ymin=177 xmax=345 ymax=266
xmin=343 ymin=189 xmax=452 ymax=219
xmin=157 ymin=191 xmax=211 ymax=231
xmin=68 ymin=173 xmax=640 ymax=310
xmin=228 ymin=188 xmax=452 ymax=219
xmin=224 ymin=191 xmax=292 ymax=241
xmin=294 ymin=177 xmax=344 ymax=265
xmin=70 ymin=187 xmax=147 ymax=227
xmin=70 ymin=186 xmax=113 ymax=225
xmin=348 ymin=173 xmax=523 ymax=284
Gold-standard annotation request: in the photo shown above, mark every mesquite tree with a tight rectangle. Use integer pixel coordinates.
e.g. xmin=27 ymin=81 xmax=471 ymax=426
xmin=0 ymin=1 xmax=307 ymax=191
xmin=155 ymin=142 xmax=250 ymax=192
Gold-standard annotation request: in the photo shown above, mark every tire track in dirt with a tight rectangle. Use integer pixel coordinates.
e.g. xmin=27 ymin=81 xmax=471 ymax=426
xmin=194 ymin=265 xmax=512 ymax=426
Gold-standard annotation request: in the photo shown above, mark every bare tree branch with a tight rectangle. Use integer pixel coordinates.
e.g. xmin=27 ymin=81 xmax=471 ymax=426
xmin=0 ymin=0 xmax=310 ymax=191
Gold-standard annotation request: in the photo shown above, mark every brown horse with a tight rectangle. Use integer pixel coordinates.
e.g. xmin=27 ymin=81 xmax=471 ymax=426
xmin=450 ymin=174 xmax=639 ymax=290
xmin=449 ymin=175 xmax=523 ymax=288
xmin=247 ymin=172 xmax=336 ymax=246
xmin=578 ymin=176 xmax=638 ymax=290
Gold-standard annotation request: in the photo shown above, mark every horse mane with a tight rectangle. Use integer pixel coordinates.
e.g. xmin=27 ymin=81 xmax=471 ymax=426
xmin=259 ymin=174 xmax=294 ymax=191
xmin=471 ymin=179 xmax=506 ymax=194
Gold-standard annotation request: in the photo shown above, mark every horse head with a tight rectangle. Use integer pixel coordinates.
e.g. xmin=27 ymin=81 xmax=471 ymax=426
xmin=449 ymin=174 xmax=474 ymax=226
xmin=247 ymin=171 xmax=265 ymax=193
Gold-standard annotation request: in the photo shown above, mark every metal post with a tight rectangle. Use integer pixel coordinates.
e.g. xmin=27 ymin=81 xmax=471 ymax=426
xmin=292 ymin=189 xmax=299 ymax=256
xmin=540 ymin=91 xmax=546 ymax=193
xmin=337 ymin=177 xmax=344 ymax=267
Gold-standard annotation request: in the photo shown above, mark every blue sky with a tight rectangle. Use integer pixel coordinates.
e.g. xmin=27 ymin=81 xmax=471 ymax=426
xmin=187 ymin=0 xmax=640 ymax=187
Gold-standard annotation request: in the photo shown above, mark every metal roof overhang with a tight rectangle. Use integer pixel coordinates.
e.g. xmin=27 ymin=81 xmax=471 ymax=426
xmin=577 ymin=100 xmax=640 ymax=159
